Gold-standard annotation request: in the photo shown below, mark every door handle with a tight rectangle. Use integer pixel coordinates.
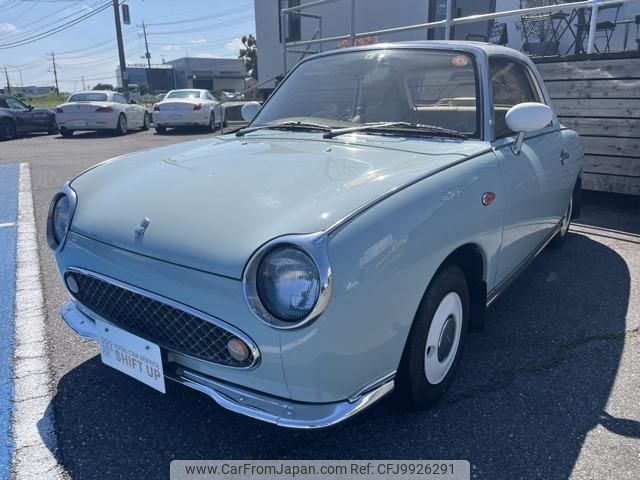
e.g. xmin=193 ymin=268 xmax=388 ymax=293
xmin=560 ymin=150 xmax=570 ymax=165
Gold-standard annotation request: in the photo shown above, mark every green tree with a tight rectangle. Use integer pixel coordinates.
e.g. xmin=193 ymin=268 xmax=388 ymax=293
xmin=92 ymin=83 xmax=114 ymax=91
xmin=239 ymin=34 xmax=258 ymax=80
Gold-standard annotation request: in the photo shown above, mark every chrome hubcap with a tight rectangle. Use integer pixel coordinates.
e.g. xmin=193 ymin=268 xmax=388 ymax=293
xmin=424 ymin=292 xmax=463 ymax=384
xmin=437 ymin=315 xmax=456 ymax=362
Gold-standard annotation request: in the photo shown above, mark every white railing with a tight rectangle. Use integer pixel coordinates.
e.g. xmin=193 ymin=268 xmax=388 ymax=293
xmin=280 ymin=0 xmax=640 ymax=72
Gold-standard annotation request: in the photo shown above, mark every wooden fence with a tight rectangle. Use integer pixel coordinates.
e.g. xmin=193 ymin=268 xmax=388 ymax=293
xmin=536 ymin=56 xmax=640 ymax=196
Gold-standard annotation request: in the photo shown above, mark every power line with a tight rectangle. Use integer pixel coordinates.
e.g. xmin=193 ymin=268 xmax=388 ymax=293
xmin=148 ymin=15 xmax=254 ymax=36
xmin=0 ymin=1 xmax=94 ymax=39
xmin=0 ymin=0 xmax=113 ymax=49
xmin=144 ymin=3 xmax=252 ymax=27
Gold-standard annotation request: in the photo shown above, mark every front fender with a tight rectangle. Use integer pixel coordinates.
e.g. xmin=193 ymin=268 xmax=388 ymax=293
xmin=279 ymin=151 xmax=504 ymax=402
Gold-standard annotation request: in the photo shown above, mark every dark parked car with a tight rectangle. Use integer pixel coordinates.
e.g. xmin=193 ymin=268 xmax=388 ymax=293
xmin=0 ymin=95 xmax=58 ymax=140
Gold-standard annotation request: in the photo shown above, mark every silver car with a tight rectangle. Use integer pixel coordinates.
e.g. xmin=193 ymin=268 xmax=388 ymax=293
xmin=48 ymin=42 xmax=583 ymax=428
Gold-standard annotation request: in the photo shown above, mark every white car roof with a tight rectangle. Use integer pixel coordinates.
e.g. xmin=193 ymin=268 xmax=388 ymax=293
xmin=317 ymin=40 xmax=532 ymax=64
xmin=68 ymin=90 xmax=115 ymax=100
xmin=167 ymin=89 xmax=208 ymax=93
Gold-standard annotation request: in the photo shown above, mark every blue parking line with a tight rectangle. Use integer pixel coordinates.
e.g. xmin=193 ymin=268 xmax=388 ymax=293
xmin=0 ymin=164 xmax=19 ymax=480
xmin=0 ymin=164 xmax=19 ymax=225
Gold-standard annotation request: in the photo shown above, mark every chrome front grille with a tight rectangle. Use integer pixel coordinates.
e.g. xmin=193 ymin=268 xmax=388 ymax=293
xmin=65 ymin=271 xmax=258 ymax=368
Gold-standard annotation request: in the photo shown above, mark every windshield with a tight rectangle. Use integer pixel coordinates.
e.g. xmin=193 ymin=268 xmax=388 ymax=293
xmin=68 ymin=93 xmax=108 ymax=102
xmin=252 ymin=49 xmax=480 ymax=137
xmin=166 ymin=90 xmax=201 ymax=99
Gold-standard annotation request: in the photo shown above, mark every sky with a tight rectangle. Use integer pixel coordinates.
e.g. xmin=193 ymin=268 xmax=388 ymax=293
xmin=0 ymin=0 xmax=256 ymax=92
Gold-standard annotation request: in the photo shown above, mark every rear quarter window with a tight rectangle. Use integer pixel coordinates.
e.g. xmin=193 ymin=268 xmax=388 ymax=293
xmin=489 ymin=58 xmax=541 ymax=138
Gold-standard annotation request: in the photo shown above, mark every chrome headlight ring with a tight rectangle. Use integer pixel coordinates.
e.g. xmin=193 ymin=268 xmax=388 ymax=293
xmin=243 ymin=233 xmax=332 ymax=330
xmin=46 ymin=183 xmax=77 ymax=252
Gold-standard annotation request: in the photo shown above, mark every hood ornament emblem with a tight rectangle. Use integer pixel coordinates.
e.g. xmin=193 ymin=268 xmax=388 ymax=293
xmin=135 ymin=217 xmax=151 ymax=238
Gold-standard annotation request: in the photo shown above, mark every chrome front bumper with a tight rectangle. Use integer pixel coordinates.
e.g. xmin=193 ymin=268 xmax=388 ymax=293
xmin=61 ymin=301 xmax=395 ymax=429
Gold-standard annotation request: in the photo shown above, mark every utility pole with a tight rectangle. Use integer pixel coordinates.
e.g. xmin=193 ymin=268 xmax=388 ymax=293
xmin=4 ymin=65 xmax=11 ymax=95
xmin=112 ymin=0 xmax=129 ymax=100
xmin=82 ymin=76 xmax=86 ymax=90
xmin=50 ymin=51 xmax=60 ymax=94
xmin=139 ymin=20 xmax=154 ymax=95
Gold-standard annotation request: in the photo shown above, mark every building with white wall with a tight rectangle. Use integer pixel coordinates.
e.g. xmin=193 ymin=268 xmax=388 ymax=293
xmin=255 ymin=0 xmax=640 ymax=92
xmin=166 ymin=57 xmax=247 ymax=93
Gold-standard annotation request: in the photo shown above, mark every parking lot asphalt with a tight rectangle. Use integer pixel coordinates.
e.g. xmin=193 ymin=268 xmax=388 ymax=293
xmin=1 ymin=130 xmax=639 ymax=480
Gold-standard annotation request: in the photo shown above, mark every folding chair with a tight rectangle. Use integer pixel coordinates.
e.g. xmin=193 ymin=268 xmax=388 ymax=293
xmin=593 ymin=3 xmax=621 ymax=53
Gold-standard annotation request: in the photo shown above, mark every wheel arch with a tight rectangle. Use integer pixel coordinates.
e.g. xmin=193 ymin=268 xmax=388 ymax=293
xmin=0 ymin=114 xmax=17 ymax=138
xmin=439 ymin=243 xmax=487 ymax=333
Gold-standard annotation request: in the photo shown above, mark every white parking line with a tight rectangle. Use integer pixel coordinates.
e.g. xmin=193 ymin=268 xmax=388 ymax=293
xmin=11 ymin=163 xmax=64 ymax=479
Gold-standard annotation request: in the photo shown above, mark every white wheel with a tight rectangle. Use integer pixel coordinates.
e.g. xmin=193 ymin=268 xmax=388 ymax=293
xmin=424 ymin=292 xmax=463 ymax=384
xmin=398 ymin=264 xmax=469 ymax=408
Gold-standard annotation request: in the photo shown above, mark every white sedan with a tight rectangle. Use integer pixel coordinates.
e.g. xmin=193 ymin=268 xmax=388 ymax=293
xmin=153 ymin=89 xmax=224 ymax=133
xmin=55 ymin=91 xmax=149 ymax=137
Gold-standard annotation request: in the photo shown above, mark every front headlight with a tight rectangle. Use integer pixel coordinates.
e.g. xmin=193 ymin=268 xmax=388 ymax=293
xmin=244 ymin=235 xmax=332 ymax=329
xmin=257 ymin=246 xmax=320 ymax=322
xmin=47 ymin=185 xmax=77 ymax=251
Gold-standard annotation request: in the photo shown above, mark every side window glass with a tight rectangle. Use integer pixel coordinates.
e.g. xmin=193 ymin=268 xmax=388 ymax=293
xmin=7 ymin=98 xmax=25 ymax=109
xmin=114 ymin=94 xmax=126 ymax=104
xmin=490 ymin=58 xmax=541 ymax=138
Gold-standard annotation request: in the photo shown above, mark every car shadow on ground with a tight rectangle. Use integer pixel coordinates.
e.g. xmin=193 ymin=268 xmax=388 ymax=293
xmin=54 ymin=130 xmax=147 ymax=140
xmin=578 ymin=191 xmax=640 ymax=236
xmin=44 ymin=231 xmax=633 ymax=479
xmin=152 ymin=127 xmax=221 ymax=136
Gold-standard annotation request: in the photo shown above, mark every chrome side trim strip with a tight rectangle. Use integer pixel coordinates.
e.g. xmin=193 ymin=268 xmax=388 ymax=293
xmin=65 ymin=267 xmax=261 ymax=370
xmin=60 ymin=302 xmax=394 ymax=429
xmin=487 ymin=221 xmax=562 ymax=306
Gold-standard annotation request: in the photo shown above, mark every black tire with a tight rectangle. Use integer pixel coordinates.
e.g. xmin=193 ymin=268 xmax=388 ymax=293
xmin=0 ymin=118 xmax=16 ymax=140
xmin=59 ymin=128 xmax=74 ymax=138
xmin=550 ymin=181 xmax=578 ymax=249
xmin=141 ymin=112 xmax=149 ymax=131
xmin=206 ymin=113 xmax=216 ymax=132
xmin=155 ymin=125 xmax=166 ymax=134
xmin=115 ymin=114 xmax=128 ymax=135
xmin=397 ymin=264 xmax=470 ymax=408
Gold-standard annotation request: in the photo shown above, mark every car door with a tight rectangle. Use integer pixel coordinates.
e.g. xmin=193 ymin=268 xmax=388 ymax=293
xmin=490 ymin=57 xmax=564 ymax=285
xmin=5 ymin=97 xmax=39 ymax=132
xmin=113 ymin=93 xmax=136 ymax=126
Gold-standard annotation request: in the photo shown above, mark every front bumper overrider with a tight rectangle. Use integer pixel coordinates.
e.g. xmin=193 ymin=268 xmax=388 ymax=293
xmin=61 ymin=301 xmax=395 ymax=429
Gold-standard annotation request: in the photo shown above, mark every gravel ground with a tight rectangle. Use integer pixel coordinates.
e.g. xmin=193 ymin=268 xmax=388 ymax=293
xmin=1 ymin=129 xmax=638 ymax=480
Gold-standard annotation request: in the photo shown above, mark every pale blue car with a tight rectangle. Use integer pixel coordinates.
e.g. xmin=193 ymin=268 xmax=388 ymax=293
xmin=47 ymin=42 xmax=583 ymax=429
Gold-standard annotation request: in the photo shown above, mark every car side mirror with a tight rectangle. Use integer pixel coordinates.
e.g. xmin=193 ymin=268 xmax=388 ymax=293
xmin=27 ymin=105 xmax=34 ymax=111
xmin=129 ymin=99 xmax=137 ymax=104
xmin=505 ymin=102 xmax=553 ymax=155
xmin=241 ymin=101 xmax=261 ymax=122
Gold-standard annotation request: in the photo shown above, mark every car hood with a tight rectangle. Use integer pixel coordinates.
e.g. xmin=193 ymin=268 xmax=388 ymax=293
xmin=69 ymin=132 xmax=489 ymax=279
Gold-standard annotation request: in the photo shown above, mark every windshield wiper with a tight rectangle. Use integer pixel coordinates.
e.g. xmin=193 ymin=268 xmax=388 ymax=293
xmin=236 ymin=121 xmax=332 ymax=137
xmin=323 ymin=122 xmax=469 ymax=139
